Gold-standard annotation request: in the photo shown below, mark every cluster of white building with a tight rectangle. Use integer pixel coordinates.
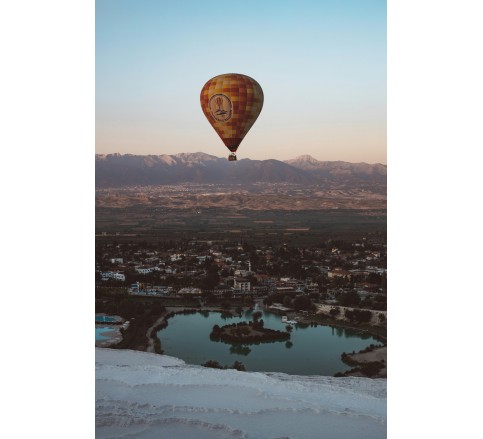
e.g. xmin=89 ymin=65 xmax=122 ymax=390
xmin=100 ymin=271 xmax=126 ymax=282
xmin=98 ymin=242 xmax=386 ymax=298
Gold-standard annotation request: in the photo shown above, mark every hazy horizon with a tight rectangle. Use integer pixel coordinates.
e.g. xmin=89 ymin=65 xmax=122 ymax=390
xmin=95 ymin=150 xmax=386 ymax=165
xmin=96 ymin=0 xmax=386 ymax=164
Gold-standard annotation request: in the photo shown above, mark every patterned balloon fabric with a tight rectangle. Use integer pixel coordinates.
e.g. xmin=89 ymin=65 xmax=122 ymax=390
xmin=200 ymin=73 xmax=264 ymax=157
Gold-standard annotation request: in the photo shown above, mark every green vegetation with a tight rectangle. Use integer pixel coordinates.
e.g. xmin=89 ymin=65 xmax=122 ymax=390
xmin=210 ymin=321 xmax=290 ymax=343
xmin=337 ymin=344 xmax=386 ymax=378
xmin=344 ymin=309 xmax=373 ymax=323
xmin=96 ymin=294 xmax=167 ymax=351
xmin=337 ymin=290 xmax=361 ymax=307
xmin=96 ymin=206 xmax=386 ymax=247
xmin=334 ymin=361 xmax=385 ymax=378
xmin=229 ymin=345 xmax=251 ymax=356
xmin=202 ymin=360 xmax=246 ymax=371
xmin=329 ymin=307 xmax=340 ymax=317
xmin=96 ymin=218 xmax=387 ymax=353
xmin=252 ymin=311 xmax=263 ymax=322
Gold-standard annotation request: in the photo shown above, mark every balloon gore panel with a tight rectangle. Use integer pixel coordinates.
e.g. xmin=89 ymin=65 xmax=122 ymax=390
xmin=200 ymin=73 xmax=264 ymax=154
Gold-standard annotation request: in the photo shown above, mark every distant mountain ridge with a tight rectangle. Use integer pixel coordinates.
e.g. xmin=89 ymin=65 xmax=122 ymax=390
xmin=95 ymin=153 xmax=386 ymax=188
xmin=285 ymin=154 xmax=387 ymax=181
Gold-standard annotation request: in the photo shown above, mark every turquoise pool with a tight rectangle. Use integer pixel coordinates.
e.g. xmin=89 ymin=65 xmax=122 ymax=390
xmin=96 ymin=327 xmax=114 ymax=341
xmin=96 ymin=315 xmax=117 ymax=323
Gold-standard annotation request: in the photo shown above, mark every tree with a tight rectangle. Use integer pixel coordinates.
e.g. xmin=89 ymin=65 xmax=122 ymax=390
xmin=201 ymin=271 xmax=220 ymax=290
xmin=212 ymin=324 xmax=221 ymax=333
xmin=293 ymin=295 xmax=313 ymax=311
xmin=329 ymin=307 xmax=340 ymax=317
xmin=230 ymin=345 xmax=251 ymax=356
xmin=257 ymin=319 xmax=264 ymax=329
xmin=231 ymin=361 xmax=246 ymax=371
xmin=345 ymin=309 xmax=372 ymax=323
xmin=202 ymin=360 xmax=224 ymax=369
xmin=252 ymin=311 xmax=263 ymax=322
xmin=201 ymin=291 xmax=214 ymax=303
xmin=338 ymin=290 xmax=361 ymax=307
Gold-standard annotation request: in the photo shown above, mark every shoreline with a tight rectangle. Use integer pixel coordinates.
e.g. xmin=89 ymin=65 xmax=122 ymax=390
xmin=95 ymin=315 xmax=128 ymax=347
xmin=338 ymin=346 xmax=387 ymax=378
xmin=312 ymin=304 xmax=387 ymax=342
xmin=95 ymin=326 xmax=122 ymax=347
xmin=98 ymin=306 xmax=387 ymax=378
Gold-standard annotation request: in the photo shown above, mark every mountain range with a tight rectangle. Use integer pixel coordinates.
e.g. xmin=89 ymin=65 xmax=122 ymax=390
xmin=95 ymin=153 xmax=386 ymax=189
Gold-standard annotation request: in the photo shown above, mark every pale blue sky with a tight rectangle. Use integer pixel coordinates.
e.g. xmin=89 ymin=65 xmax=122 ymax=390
xmin=96 ymin=0 xmax=386 ymax=163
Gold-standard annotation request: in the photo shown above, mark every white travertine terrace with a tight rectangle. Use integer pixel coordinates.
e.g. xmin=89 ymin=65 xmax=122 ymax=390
xmin=96 ymin=348 xmax=386 ymax=439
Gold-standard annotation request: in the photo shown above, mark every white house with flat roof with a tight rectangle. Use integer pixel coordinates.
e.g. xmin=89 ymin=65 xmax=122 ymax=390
xmin=234 ymin=278 xmax=251 ymax=293
xmin=101 ymin=271 xmax=125 ymax=282
xmin=135 ymin=266 xmax=154 ymax=274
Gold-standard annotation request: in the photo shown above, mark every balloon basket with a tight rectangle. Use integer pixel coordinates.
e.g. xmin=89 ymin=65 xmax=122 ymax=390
xmin=228 ymin=153 xmax=237 ymax=161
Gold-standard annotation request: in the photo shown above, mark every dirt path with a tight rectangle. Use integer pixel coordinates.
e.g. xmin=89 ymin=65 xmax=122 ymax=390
xmin=315 ymin=304 xmax=386 ymax=326
xmin=345 ymin=346 xmax=387 ymax=377
xmin=349 ymin=346 xmax=387 ymax=364
xmin=146 ymin=312 xmax=168 ymax=353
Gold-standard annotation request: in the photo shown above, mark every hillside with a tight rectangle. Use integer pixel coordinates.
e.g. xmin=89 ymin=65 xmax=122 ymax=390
xmin=95 ymin=153 xmax=386 ymax=189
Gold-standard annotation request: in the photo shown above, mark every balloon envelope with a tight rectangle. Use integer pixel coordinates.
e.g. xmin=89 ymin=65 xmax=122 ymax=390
xmin=200 ymin=73 xmax=264 ymax=157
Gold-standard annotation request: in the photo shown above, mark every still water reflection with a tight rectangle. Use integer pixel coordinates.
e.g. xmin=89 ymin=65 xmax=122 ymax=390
xmin=158 ymin=310 xmax=381 ymax=375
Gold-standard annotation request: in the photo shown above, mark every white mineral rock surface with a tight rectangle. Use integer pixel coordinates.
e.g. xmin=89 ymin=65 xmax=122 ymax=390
xmin=96 ymin=348 xmax=386 ymax=439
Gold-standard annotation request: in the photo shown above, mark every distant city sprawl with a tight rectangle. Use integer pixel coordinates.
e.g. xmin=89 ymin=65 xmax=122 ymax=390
xmin=96 ymin=238 xmax=386 ymax=307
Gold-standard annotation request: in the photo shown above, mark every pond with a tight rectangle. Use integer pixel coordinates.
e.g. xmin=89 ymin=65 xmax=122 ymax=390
xmin=157 ymin=310 xmax=382 ymax=376
xmin=96 ymin=327 xmax=115 ymax=341
xmin=96 ymin=315 xmax=117 ymax=323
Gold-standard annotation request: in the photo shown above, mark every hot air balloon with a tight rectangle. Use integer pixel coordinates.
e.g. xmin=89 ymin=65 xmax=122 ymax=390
xmin=200 ymin=73 xmax=264 ymax=161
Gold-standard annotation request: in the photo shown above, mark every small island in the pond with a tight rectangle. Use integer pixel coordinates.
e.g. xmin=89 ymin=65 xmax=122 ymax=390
xmin=210 ymin=320 xmax=290 ymax=343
